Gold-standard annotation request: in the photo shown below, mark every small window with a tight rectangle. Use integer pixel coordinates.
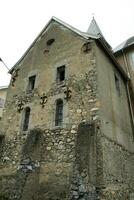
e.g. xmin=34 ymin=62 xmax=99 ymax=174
xmin=57 ymin=66 xmax=65 ymax=83
xmin=114 ymin=74 xmax=120 ymax=95
xmin=23 ymin=107 xmax=30 ymax=131
xmin=46 ymin=39 xmax=55 ymax=46
xmin=27 ymin=75 xmax=36 ymax=93
xmin=55 ymin=99 xmax=63 ymax=126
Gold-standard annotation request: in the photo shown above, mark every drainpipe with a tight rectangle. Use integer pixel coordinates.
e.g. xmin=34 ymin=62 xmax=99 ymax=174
xmin=122 ymin=50 xmax=134 ymax=139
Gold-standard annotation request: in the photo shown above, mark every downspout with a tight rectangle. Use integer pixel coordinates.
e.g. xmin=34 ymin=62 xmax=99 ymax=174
xmin=122 ymin=50 xmax=134 ymax=139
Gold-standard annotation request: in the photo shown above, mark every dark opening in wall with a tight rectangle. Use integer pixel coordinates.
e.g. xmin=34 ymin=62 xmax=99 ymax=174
xmin=0 ymin=135 xmax=4 ymax=144
xmin=46 ymin=38 xmax=55 ymax=46
xmin=27 ymin=75 xmax=36 ymax=93
xmin=23 ymin=107 xmax=30 ymax=131
xmin=82 ymin=42 xmax=92 ymax=53
xmin=55 ymin=99 xmax=63 ymax=126
xmin=57 ymin=66 xmax=65 ymax=83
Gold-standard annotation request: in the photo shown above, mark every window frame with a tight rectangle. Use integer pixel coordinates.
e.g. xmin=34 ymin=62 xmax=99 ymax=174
xmin=27 ymin=75 xmax=36 ymax=94
xmin=55 ymin=99 xmax=63 ymax=127
xmin=22 ymin=107 xmax=31 ymax=131
xmin=56 ymin=65 xmax=66 ymax=84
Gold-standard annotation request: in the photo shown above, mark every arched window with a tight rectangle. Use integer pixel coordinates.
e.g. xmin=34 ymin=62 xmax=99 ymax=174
xmin=23 ymin=107 xmax=30 ymax=131
xmin=55 ymin=99 xmax=63 ymax=126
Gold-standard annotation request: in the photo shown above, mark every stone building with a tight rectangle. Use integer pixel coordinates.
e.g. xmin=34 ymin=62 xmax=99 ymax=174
xmin=0 ymin=17 xmax=134 ymax=200
xmin=114 ymin=36 xmax=134 ymax=122
xmin=0 ymin=86 xmax=8 ymax=119
xmin=114 ymin=36 xmax=134 ymax=75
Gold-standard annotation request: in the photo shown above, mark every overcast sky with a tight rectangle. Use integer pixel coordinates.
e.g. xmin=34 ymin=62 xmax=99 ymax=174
xmin=0 ymin=0 xmax=134 ymax=86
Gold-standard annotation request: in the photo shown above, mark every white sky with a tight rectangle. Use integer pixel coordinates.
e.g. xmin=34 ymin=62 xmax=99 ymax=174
xmin=0 ymin=0 xmax=134 ymax=86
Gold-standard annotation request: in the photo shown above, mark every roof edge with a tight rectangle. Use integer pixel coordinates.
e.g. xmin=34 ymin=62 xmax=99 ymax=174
xmin=9 ymin=16 xmax=95 ymax=74
xmin=97 ymin=38 xmax=129 ymax=80
xmin=113 ymin=36 xmax=134 ymax=54
xmin=9 ymin=16 xmax=54 ymax=73
xmin=8 ymin=16 xmax=128 ymax=81
xmin=114 ymin=43 xmax=134 ymax=54
xmin=0 ymin=86 xmax=8 ymax=90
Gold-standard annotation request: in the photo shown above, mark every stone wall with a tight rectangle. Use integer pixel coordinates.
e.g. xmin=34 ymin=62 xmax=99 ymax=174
xmin=1 ymin=21 xmax=97 ymax=136
xmin=0 ymin=21 xmax=100 ymax=199
xmin=0 ymin=20 xmax=134 ymax=200
xmin=0 ymin=123 xmax=99 ymax=200
xmin=0 ymin=66 xmax=100 ymax=199
xmin=95 ymin=42 xmax=134 ymax=200
xmin=101 ymin=133 xmax=134 ymax=200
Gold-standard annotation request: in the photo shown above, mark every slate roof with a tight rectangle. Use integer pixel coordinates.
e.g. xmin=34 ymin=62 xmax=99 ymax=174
xmin=52 ymin=17 xmax=99 ymax=39
xmin=87 ymin=17 xmax=103 ymax=37
xmin=0 ymin=86 xmax=8 ymax=90
xmin=114 ymin=36 xmax=134 ymax=53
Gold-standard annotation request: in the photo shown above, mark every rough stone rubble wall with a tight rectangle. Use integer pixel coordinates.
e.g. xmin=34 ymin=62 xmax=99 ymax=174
xmin=101 ymin=134 xmax=134 ymax=200
xmin=0 ymin=22 xmax=134 ymax=200
xmin=0 ymin=36 xmax=100 ymax=199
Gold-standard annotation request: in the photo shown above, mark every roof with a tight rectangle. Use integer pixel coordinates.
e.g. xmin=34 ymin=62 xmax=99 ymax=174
xmin=87 ymin=17 xmax=103 ymax=37
xmin=87 ymin=17 xmax=112 ymax=50
xmin=9 ymin=16 xmax=99 ymax=74
xmin=0 ymin=86 xmax=8 ymax=90
xmin=97 ymin=37 xmax=128 ymax=80
xmin=9 ymin=16 xmax=128 ymax=80
xmin=114 ymin=36 xmax=134 ymax=53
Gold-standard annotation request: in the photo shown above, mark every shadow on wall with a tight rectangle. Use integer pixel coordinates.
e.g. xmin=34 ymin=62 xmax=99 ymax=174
xmin=69 ymin=122 xmax=98 ymax=200
xmin=10 ymin=128 xmax=43 ymax=200
xmin=0 ymin=123 xmax=98 ymax=200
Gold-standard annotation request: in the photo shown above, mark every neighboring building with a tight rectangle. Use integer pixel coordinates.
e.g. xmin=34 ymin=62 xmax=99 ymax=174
xmin=0 ymin=86 xmax=8 ymax=119
xmin=0 ymin=17 xmax=134 ymax=200
xmin=114 ymin=36 xmax=134 ymax=117
xmin=114 ymin=36 xmax=134 ymax=75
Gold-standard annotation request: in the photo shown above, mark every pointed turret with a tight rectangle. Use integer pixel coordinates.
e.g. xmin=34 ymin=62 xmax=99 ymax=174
xmin=87 ymin=17 xmax=103 ymax=37
xmin=87 ymin=17 xmax=111 ymax=49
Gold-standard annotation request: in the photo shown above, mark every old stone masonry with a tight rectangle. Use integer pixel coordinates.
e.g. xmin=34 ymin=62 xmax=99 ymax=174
xmin=0 ymin=17 xmax=134 ymax=200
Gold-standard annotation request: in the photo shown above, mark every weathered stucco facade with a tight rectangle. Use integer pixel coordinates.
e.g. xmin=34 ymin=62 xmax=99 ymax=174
xmin=0 ymin=17 xmax=134 ymax=200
